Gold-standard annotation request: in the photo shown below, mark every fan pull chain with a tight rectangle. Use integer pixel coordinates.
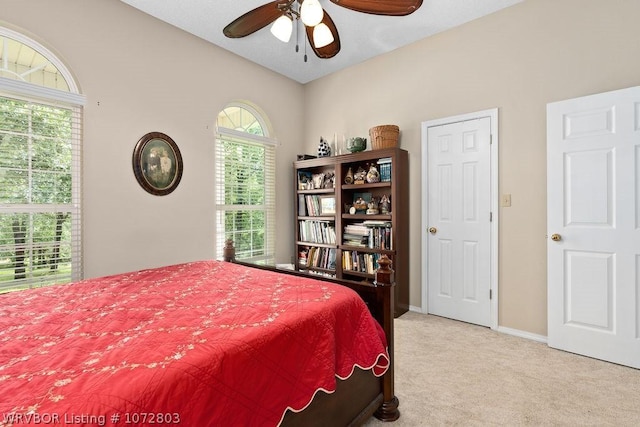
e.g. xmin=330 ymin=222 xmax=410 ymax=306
xmin=293 ymin=5 xmax=307 ymax=63
xmin=295 ymin=15 xmax=299 ymax=53
xmin=303 ymin=19 xmax=308 ymax=63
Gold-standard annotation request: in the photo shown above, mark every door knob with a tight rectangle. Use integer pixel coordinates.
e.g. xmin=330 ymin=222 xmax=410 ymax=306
xmin=551 ymin=233 xmax=561 ymax=241
xmin=429 ymin=227 xmax=437 ymax=234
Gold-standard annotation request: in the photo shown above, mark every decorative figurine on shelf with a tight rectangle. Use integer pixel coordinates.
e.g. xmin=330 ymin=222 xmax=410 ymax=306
xmin=366 ymin=197 xmax=379 ymax=215
xmin=317 ymin=137 xmax=331 ymax=157
xmin=366 ymin=164 xmax=381 ymax=183
xmin=380 ymin=194 xmax=391 ymax=214
xmin=344 ymin=167 xmax=354 ymax=184
xmin=312 ymin=173 xmax=325 ymax=189
xmin=353 ymin=197 xmax=367 ymax=213
xmin=354 ymin=166 xmax=367 ymax=184
xmin=346 ymin=137 xmax=367 ymax=153
xmin=322 ymin=171 xmax=335 ymax=189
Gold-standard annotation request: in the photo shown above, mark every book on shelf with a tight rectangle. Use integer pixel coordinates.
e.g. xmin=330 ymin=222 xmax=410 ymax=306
xmin=344 ymin=223 xmax=369 ymax=233
xmin=342 ymin=221 xmax=392 ymax=249
xmin=342 ymin=250 xmax=384 ymax=274
xmin=376 ymin=157 xmax=392 ymax=182
xmin=367 ymin=224 xmax=392 ymax=250
xmin=305 ymin=195 xmax=320 ymax=216
xmin=343 ymin=222 xmax=369 ymax=247
xmin=298 ymin=194 xmax=307 ymax=216
xmin=361 ymin=220 xmax=391 ymax=226
xmin=305 ymin=246 xmax=336 ymax=271
xmin=327 ymin=248 xmax=336 ymax=270
xmin=299 ymin=220 xmax=336 ymax=244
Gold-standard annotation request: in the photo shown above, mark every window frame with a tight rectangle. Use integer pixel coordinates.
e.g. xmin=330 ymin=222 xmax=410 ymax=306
xmin=214 ymin=104 xmax=277 ymax=264
xmin=0 ymin=27 xmax=84 ymax=292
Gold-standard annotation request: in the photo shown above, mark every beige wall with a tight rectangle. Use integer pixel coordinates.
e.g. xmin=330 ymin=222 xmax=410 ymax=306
xmin=304 ymin=0 xmax=640 ymax=335
xmin=2 ymin=0 xmax=303 ymax=278
xmin=4 ymin=0 xmax=640 ymax=336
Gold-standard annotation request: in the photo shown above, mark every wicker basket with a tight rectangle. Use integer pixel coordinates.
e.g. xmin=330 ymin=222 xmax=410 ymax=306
xmin=369 ymin=125 xmax=399 ymax=150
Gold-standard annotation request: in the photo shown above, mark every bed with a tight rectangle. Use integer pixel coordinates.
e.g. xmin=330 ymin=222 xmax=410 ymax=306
xmin=0 ymin=242 xmax=399 ymax=426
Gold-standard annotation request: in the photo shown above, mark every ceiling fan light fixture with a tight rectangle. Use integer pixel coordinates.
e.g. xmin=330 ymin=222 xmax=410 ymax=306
xmin=312 ymin=23 xmax=334 ymax=48
xmin=300 ymin=0 xmax=324 ymax=27
xmin=270 ymin=15 xmax=293 ymax=42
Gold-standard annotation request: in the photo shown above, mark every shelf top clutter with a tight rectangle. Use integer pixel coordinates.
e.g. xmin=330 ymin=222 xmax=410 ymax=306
xmin=294 ymin=147 xmax=406 ymax=167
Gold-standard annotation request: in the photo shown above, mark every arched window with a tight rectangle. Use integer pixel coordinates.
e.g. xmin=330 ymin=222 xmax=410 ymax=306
xmin=0 ymin=27 xmax=85 ymax=292
xmin=215 ymin=103 xmax=276 ymax=263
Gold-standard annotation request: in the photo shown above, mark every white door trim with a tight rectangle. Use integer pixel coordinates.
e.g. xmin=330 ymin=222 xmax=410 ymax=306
xmin=421 ymin=108 xmax=499 ymax=330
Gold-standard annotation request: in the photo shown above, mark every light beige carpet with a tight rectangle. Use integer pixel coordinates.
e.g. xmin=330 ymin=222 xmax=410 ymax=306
xmin=365 ymin=311 xmax=640 ymax=426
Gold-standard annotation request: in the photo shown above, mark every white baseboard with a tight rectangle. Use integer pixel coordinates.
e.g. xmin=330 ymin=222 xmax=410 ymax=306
xmin=496 ymin=326 xmax=548 ymax=344
xmin=406 ymin=306 xmax=548 ymax=344
xmin=409 ymin=305 xmax=424 ymax=313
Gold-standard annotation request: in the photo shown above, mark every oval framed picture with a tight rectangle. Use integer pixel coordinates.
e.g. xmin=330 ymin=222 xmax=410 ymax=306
xmin=132 ymin=132 xmax=183 ymax=196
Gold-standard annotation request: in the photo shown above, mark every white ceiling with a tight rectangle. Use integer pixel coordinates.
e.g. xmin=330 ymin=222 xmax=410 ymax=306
xmin=120 ymin=0 xmax=522 ymax=84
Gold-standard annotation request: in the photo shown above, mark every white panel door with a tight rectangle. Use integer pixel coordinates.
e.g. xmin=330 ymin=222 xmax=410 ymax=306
xmin=427 ymin=117 xmax=492 ymax=327
xmin=547 ymin=86 xmax=640 ymax=369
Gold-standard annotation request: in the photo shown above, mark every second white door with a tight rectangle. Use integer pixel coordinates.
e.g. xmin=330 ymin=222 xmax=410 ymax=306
xmin=547 ymin=86 xmax=640 ymax=368
xmin=426 ymin=116 xmax=492 ymax=327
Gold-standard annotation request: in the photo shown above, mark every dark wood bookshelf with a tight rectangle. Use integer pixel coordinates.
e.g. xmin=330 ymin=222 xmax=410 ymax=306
xmin=293 ymin=147 xmax=409 ymax=316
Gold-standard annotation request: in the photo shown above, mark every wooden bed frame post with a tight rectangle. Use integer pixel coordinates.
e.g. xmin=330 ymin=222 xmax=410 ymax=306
xmin=373 ymin=255 xmax=400 ymax=422
xmin=223 ymin=239 xmax=236 ymax=262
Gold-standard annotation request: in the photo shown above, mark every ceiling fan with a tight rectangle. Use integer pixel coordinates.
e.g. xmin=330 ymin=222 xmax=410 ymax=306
xmin=223 ymin=0 xmax=423 ymax=61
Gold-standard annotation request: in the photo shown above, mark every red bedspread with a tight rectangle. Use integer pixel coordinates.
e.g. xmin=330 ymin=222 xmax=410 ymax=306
xmin=0 ymin=261 xmax=388 ymax=426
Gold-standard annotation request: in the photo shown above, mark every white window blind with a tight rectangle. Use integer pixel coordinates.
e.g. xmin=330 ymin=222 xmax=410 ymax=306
xmin=0 ymin=94 xmax=82 ymax=292
xmin=215 ymin=129 xmax=276 ymax=264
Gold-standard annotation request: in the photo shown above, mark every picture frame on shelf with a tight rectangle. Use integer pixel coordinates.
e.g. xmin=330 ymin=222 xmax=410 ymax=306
xmin=319 ymin=195 xmax=336 ymax=215
xmin=352 ymin=192 xmax=371 ymax=214
xmin=353 ymin=192 xmax=372 ymax=204
xmin=298 ymin=171 xmax=313 ymax=190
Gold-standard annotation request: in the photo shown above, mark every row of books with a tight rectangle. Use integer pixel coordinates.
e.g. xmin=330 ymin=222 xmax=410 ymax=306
xmin=298 ymin=194 xmax=320 ymax=216
xmin=299 ymin=220 xmax=336 ymax=244
xmin=298 ymin=246 xmax=337 ymax=271
xmin=343 ymin=220 xmax=392 ymax=250
xmin=342 ymin=250 xmax=385 ymax=274
xmin=377 ymin=157 xmax=392 ymax=182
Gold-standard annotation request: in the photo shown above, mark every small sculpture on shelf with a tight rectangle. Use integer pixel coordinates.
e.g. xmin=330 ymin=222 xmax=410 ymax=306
xmin=366 ymin=197 xmax=380 ymax=215
xmin=366 ymin=164 xmax=381 ymax=183
xmin=312 ymin=173 xmax=325 ymax=189
xmin=322 ymin=171 xmax=335 ymax=189
xmin=346 ymin=137 xmax=367 ymax=153
xmin=380 ymin=194 xmax=391 ymax=214
xmin=317 ymin=137 xmax=331 ymax=157
xmin=298 ymin=248 xmax=308 ymax=267
xmin=354 ymin=166 xmax=367 ymax=184
xmin=344 ymin=167 xmax=354 ymax=184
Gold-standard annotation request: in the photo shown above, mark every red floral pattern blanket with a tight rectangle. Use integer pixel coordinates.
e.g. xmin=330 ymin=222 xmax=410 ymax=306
xmin=0 ymin=261 xmax=388 ymax=426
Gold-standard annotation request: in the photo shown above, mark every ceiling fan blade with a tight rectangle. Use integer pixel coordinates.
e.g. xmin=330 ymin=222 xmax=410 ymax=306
xmin=223 ymin=1 xmax=288 ymax=38
xmin=329 ymin=0 xmax=423 ymax=16
xmin=305 ymin=10 xmax=341 ymax=59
